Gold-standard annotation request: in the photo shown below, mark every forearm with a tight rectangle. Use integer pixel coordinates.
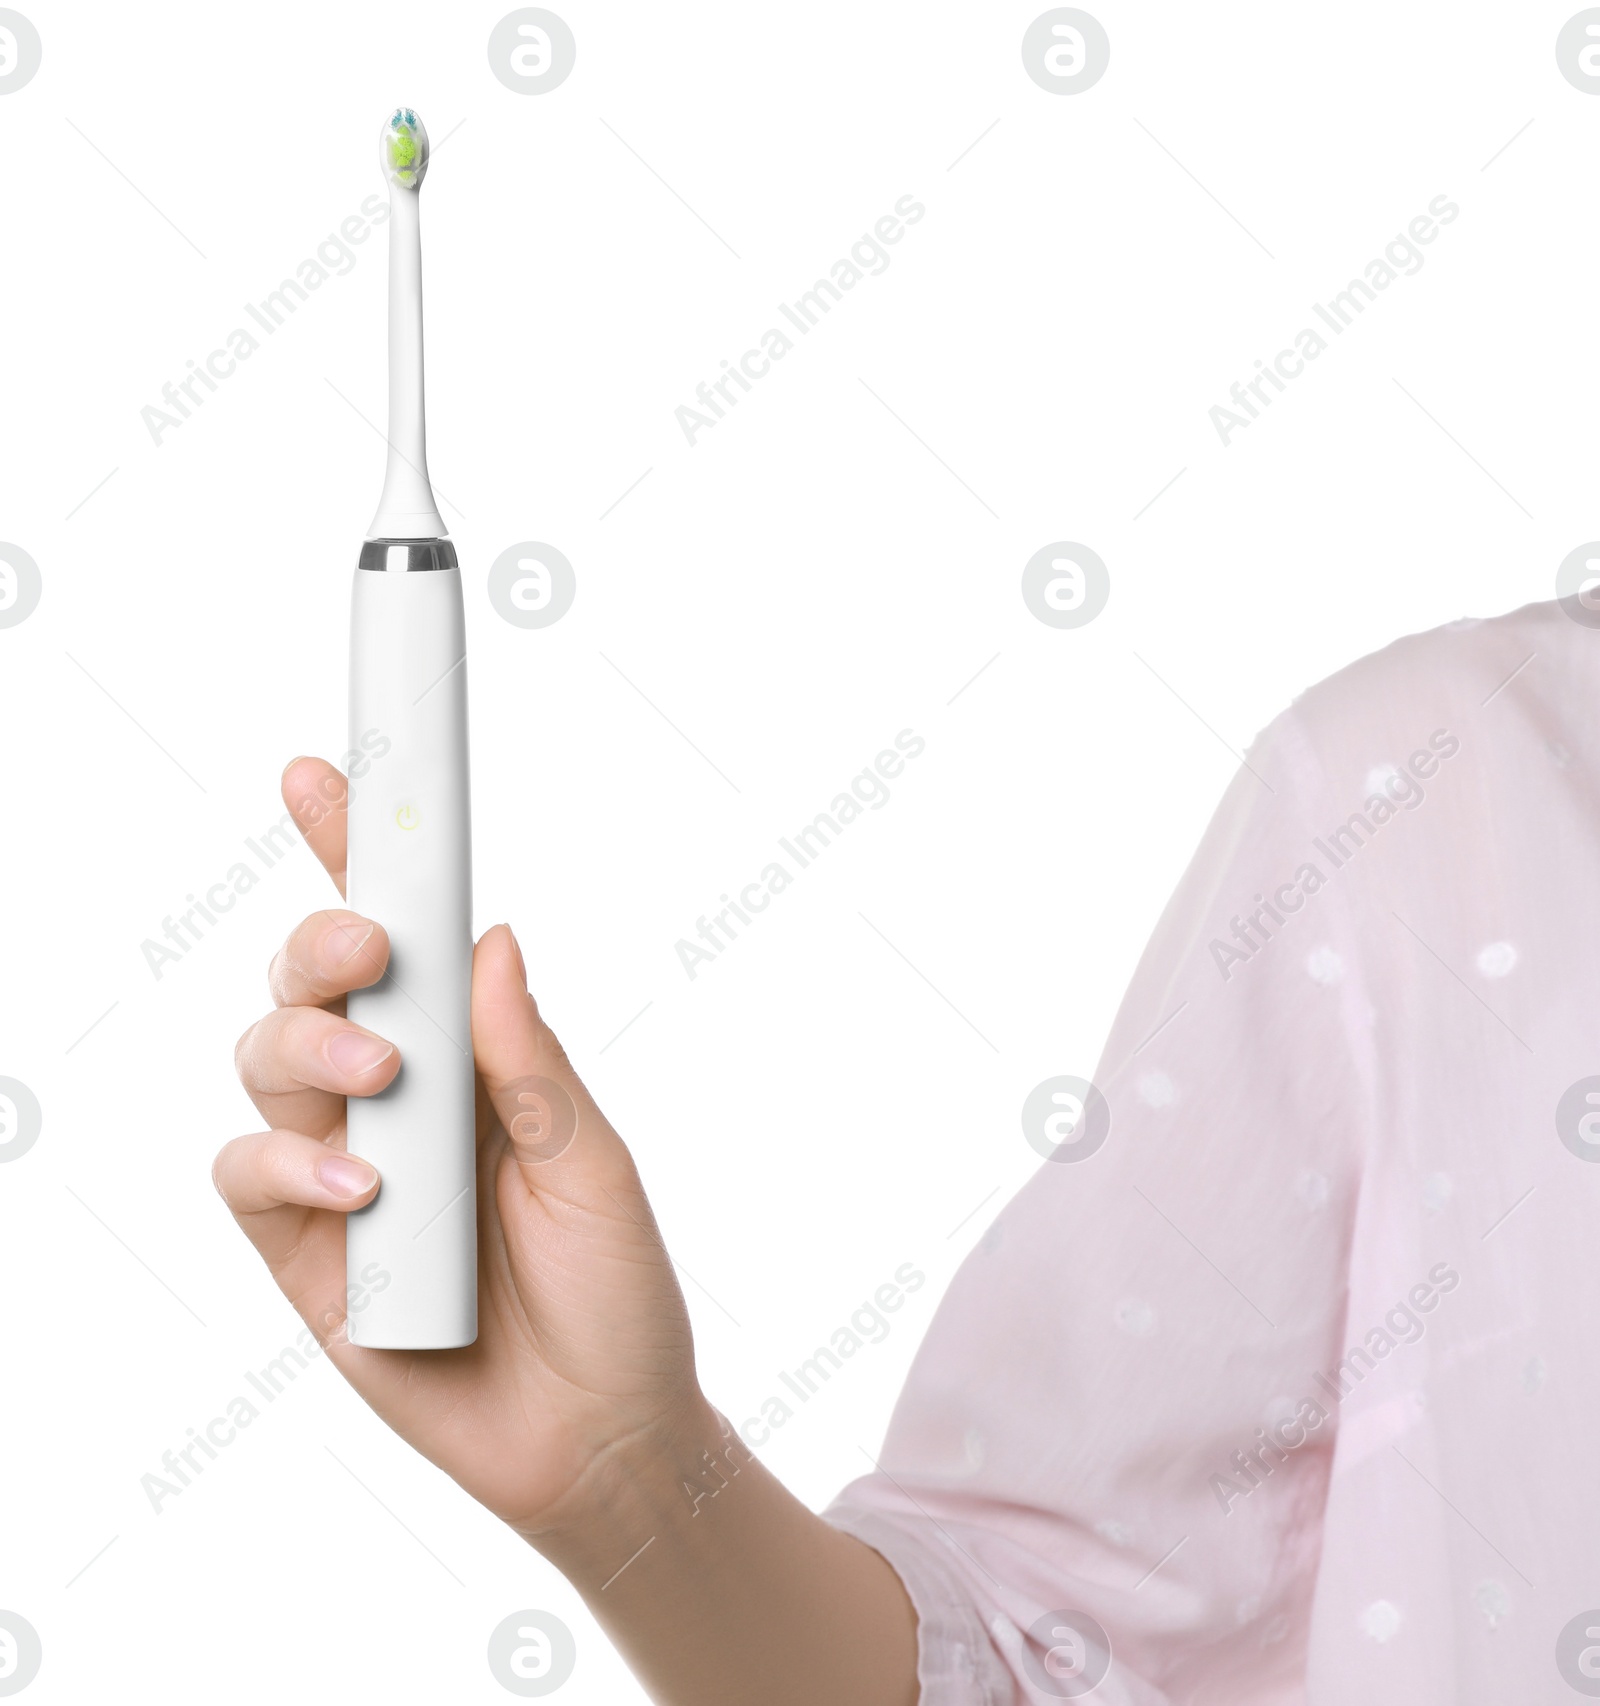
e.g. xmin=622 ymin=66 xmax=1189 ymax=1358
xmin=526 ymin=1396 xmax=920 ymax=1706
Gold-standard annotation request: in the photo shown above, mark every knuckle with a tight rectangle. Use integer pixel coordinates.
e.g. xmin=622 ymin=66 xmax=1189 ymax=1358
xmin=236 ymin=1008 xmax=315 ymax=1093
xmin=273 ymin=920 xmax=326 ymax=1002
xmin=211 ymin=1133 xmax=246 ymax=1202
xmin=281 ymin=1004 xmax=336 ymax=1062
xmin=258 ymin=1128 xmax=298 ymax=1180
xmin=233 ymin=1020 xmax=262 ymax=1080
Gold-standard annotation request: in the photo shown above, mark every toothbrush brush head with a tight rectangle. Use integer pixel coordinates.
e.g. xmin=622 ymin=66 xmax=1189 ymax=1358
xmin=380 ymin=108 xmax=429 ymax=189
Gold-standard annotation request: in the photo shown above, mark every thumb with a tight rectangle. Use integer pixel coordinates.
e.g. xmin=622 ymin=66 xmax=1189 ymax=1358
xmin=471 ymin=924 xmax=641 ymax=1204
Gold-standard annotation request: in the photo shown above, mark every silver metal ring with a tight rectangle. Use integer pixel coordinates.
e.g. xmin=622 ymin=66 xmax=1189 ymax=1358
xmin=358 ymin=538 xmax=459 ymax=573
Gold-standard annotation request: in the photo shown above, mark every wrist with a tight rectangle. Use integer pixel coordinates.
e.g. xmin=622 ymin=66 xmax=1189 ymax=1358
xmin=510 ymin=1393 xmax=920 ymax=1706
xmin=516 ymin=1391 xmax=742 ymax=1573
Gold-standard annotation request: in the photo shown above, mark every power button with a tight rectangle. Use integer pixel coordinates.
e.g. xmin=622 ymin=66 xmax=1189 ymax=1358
xmin=395 ymin=803 xmax=420 ymax=831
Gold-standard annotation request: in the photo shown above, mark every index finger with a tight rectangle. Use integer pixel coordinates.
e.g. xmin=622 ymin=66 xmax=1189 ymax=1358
xmin=282 ymin=756 xmax=349 ymax=897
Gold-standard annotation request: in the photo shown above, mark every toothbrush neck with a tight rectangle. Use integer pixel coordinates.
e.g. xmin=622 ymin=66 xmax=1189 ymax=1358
xmin=368 ymin=186 xmax=447 ymax=541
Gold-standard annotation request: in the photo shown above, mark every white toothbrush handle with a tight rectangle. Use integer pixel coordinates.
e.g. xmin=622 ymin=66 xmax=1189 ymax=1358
xmin=345 ymin=552 xmax=477 ymax=1348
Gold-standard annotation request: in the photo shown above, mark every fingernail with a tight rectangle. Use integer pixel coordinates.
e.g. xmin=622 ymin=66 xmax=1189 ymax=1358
xmin=326 ymin=919 xmax=375 ymax=968
xmin=327 ymin=1030 xmax=394 ymax=1077
xmin=318 ymin=1153 xmax=378 ymax=1198
xmin=506 ymin=924 xmax=526 ymax=986
xmin=282 ymin=755 xmax=308 ymax=778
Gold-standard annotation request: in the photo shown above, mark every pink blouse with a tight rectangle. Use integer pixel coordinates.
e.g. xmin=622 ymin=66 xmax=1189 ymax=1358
xmin=826 ymin=598 xmax=1594 ymax=1702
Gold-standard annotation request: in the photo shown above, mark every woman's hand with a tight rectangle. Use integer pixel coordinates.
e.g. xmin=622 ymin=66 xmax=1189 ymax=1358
xmin=214 ymin=756 xmax=704 ymax=1541
xmin=216 ymin=758 xmax=919 ymax=1706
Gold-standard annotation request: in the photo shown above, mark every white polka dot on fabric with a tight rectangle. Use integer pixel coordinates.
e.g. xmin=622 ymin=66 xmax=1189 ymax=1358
xmin=1473 ymin=1580 xmax=1511 ymax=1631
xmin=986 ymin=1615 xmax=1022 ymax=1672
xmin=1265 ymin=1395 xmax=1300 ymax=1429
xmin=1296 ymin=1169 xmax=1330 ymax=1210
xmin=1094 ymin=1518 xmax=1134 ymax=1546
xmin=1260 ymin=1614 xmax=1290 ymax=1647
xmin=1114 ymin=1298 xmax=1157 ymax=1337
xmin=1235 ymin=1596 xmax=1262 ymax=1626
xmin=1360 ymin=1601 xmax=1402 ymax=1643
xmin=962 ymin=1426 xmax=985 ymax=1472
xmin=1476 ymin=941 xmax=1517 ymax=978
xmin=1422 ymin=1172 xmax=1453 ymax=1215
xmin=1445 ymin=616 xmax=1483 ymax=630
xmin=1547 ymin=740 xmax=1571 ymax=768
xmin=1366 ymin=763 xmax=1400 ymax=798
xmin=1138 ymin=1071 xmax=1176 ymax=1109
xmin=1306 ymin=946 xmax=1343 ymax=985
xmin=1522 ymin=1356 xmax=1546 ymax=1396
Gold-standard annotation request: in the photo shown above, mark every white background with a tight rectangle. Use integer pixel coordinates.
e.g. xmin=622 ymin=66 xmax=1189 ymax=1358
xmin=1 ymin=1 xmax=1594 ymax=1699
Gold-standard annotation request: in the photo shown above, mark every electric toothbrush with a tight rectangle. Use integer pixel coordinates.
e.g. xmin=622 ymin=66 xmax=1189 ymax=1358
xmin=345 ymin=108 xmax=477 ymax=1348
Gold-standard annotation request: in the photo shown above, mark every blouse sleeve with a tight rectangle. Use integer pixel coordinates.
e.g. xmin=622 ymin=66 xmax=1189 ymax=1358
xmin=824 ymin=707 xmax=1372 ymax=1703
